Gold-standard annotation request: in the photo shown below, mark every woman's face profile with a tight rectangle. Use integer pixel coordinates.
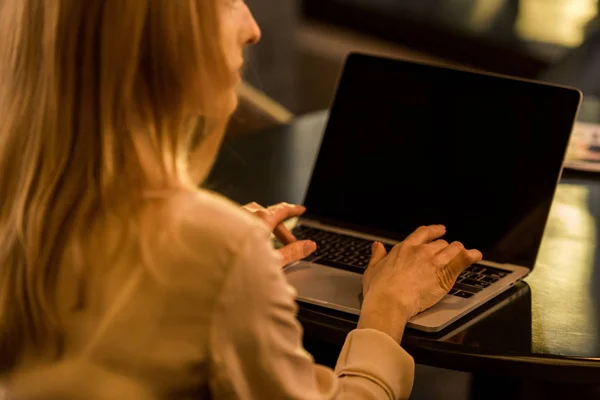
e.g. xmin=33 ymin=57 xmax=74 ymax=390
xmin=218 ymin=0 xmax=261 ymax=106
xmin=186 ymin=1 xmax=261 ymax=183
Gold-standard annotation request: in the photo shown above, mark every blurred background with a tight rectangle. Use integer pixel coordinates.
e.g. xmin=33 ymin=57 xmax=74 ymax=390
xmin=239 ymin=0 xmax=600 ymax=120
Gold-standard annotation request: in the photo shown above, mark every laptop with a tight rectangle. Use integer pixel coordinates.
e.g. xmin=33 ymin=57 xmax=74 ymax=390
xmin=282 ymin=53 xmax=582 ymax=332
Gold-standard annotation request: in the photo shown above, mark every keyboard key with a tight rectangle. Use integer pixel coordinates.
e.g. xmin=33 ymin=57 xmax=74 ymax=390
xmin=453 ymin=282 xmax=482 ymax=294
xmin=448 ymin=288 xmax=459 ymax=295
xmin=481 ymin=266 xmax=510 ymax=278
xmin=480 ymin=275 xmax=500 ymax=284
xmin=460 ymin=264 xmax=510 ymax=279
xmin=468 ymin=265 xmax=486 ymax=274
xmin=453 ymin=291 xmax=474 ymax=299
xmin=460 ymin=278 xmax=490 ymax=289
xmin=467 ymin=273 xmax=483 ymax=281
xmin=474 ymin=280 xmax=492 ymax=288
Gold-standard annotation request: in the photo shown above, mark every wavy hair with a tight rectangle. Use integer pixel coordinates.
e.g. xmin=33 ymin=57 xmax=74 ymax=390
xmin=0 ymin=0 xmax=232 ymax=370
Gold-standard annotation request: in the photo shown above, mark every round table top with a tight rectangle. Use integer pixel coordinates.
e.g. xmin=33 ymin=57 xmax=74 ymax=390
xmin=208 ymin=111 xmax=600 ymax=382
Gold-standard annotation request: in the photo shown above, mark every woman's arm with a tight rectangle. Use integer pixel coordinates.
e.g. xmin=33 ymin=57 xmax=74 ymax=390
xmin=208 ymin=227 xmax=415 ymax=399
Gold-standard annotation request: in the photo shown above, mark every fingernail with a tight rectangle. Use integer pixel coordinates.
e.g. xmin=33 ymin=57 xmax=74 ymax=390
xmin=304 ymin=241 xmax=317 ymax=254
xmin=371 ymin=242 xmax=378 ymax=253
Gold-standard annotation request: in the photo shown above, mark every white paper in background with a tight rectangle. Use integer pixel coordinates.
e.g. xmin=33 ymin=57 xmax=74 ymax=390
xmin=564 ymin=121 xmax=600 ymax=172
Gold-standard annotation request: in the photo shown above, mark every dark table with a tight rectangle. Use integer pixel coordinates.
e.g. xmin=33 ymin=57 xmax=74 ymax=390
xmin=208 ymin=111 xmax=600 ymax=388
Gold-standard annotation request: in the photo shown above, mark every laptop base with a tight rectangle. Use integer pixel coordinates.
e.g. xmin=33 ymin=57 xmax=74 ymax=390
xmin=285 ymin=261 xmax=527 ymax=332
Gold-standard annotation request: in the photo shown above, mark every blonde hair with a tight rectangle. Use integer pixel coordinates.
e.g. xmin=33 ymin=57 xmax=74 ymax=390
xmin=0 ymin=0 xmax=232 ymax=370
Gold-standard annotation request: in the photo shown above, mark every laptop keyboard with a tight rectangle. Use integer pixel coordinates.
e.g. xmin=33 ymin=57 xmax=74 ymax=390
xmin=289 ymin=225 xmax=510 ymax=299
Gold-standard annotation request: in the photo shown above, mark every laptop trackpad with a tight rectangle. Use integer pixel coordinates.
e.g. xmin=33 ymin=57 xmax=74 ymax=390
xmin=284 ymin=262 xmax=363 ymax=314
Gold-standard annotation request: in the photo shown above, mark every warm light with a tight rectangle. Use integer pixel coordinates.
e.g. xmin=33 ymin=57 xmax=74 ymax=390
xmin=469 ymin=0 xmax=508 ymax=32
xmin=516 ymin=0 xmax=597 ymax=47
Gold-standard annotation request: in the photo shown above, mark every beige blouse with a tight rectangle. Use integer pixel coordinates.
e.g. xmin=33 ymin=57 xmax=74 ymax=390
xmin=25 ymin=190 xmax=415 ymax=399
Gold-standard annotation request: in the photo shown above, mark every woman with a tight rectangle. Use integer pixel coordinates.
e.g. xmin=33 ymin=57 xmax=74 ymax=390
xmin=0 ymin=0 xmax=481 ymax=398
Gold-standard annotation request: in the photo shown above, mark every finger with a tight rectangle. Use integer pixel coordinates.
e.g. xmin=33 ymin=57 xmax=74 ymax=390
xmin=265 ymin=203 xmax=307 ymax=229
xmin=274 ymin=223 xmax=297 ymax=245
xmin=428 ymin=239 xmax=449 ymax=255
xmin=278 ymin=240 xmax=317 ymax=266
xmin=433 ymin=241 xmax=465 ymax=267
xmin=367 ymin=242 xmax=388 ymax=268
xmin=255 ymin=208 xmax=274 ymax=228
xmin=249 ymin=203 xmax=304 ymax=244
xmin=404 ymin=225 xmax=446 ymax=246
xmin=242 ymin=202 xmax=264 ymax=213
xmin=444 ymin=248 xmax=483 ymax=277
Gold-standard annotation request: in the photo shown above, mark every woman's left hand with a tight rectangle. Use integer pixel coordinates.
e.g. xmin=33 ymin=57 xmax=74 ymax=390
xmin=242 ymin=202 xmax=317 ymax=267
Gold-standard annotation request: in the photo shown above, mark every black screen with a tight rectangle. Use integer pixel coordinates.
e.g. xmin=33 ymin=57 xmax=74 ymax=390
xmin=304 ymin=53 xmax=581 ymax=268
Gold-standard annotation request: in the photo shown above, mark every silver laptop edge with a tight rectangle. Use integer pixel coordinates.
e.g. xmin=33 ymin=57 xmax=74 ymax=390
xmin=436 ymin=283 xmax=530 ymax=341
xmin=284 ymin=219 xmax=530 ymax=333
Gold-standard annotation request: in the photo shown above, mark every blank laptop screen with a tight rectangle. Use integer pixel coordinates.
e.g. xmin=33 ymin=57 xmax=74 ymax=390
xmin=303 ymin=53 xmax=581 ymax=268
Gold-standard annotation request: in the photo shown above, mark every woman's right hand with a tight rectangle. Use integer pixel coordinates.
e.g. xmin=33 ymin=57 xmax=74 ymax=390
xmin=357 ymin=225 xmax=482 ymax=342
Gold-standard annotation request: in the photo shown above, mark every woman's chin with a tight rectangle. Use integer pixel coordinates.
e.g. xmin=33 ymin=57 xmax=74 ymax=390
xmin=194 ymin=86 xmax=239 ymax=120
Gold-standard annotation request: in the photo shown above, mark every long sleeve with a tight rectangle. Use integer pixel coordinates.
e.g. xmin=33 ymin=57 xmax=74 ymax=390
xmin=209 ymin=226 xmax=415 ymax=399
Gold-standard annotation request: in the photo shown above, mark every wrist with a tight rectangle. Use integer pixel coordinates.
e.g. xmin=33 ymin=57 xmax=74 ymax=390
xmin=357 ymin=294 xmax=412 ymax=343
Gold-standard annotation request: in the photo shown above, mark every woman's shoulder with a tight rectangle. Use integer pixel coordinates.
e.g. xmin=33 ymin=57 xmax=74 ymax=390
xmin=168 ymin=189 xmax=264 ymax=241
xmin=142 ymin=189 xmax=271 ymax=278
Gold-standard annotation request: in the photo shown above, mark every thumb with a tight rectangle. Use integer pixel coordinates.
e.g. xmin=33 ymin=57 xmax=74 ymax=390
xmin=367 ymin=242 xmax=388 ymax=268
